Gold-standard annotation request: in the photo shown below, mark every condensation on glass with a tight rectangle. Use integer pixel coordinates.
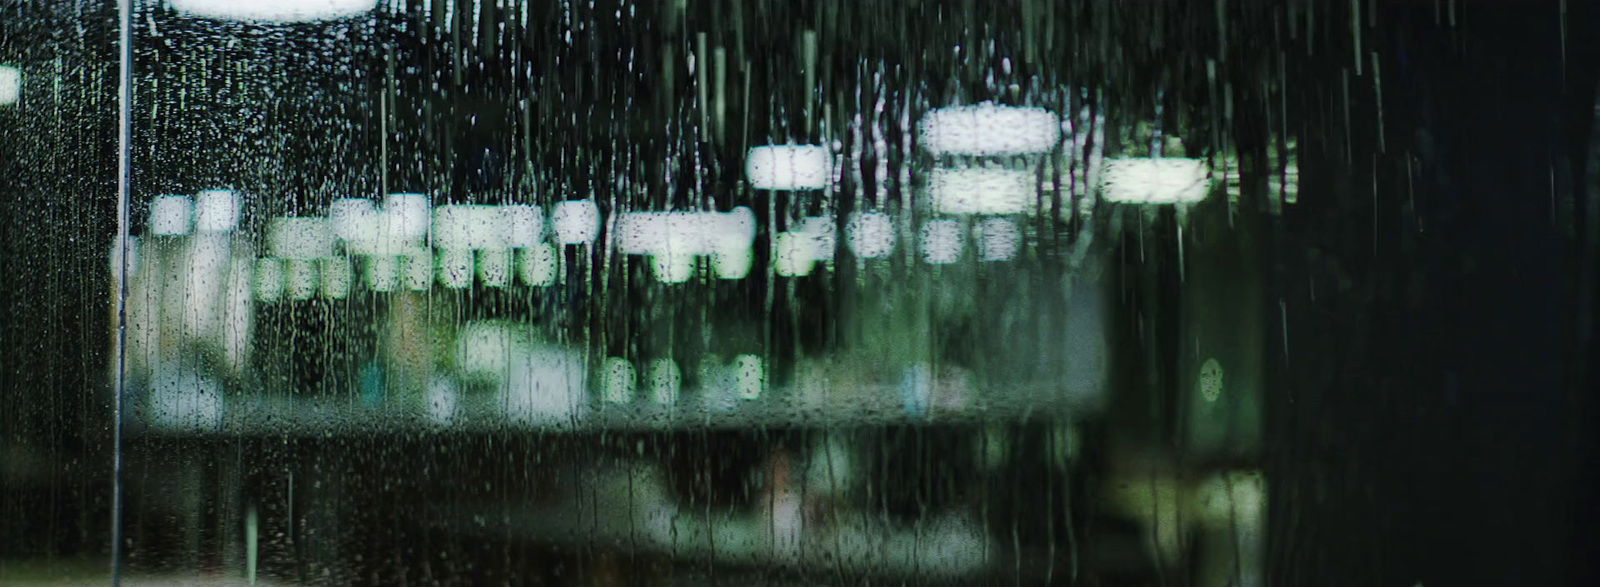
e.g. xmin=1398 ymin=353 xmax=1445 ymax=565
xmin=0 ymin=1 xmax=1335 ymax=585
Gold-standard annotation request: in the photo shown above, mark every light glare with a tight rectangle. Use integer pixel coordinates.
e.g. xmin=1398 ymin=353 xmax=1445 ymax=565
xmin=170 ymin=0 xmax=378 ymax=23
xmin=1102 ymin=158 xmax=1213 ymax=204
xmin=149 ymin=196 xmax=193 ymax=236
xmin=919 ymin=104 xmax=1059 ymax=156
xmin=746 ymin=145 xmax=832 ymax=190
xmin=0 ymin=65 xmax=18 ymax=106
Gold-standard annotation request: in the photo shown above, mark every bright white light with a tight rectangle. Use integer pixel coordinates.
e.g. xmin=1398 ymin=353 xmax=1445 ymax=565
xmin=615 ymin=208 xmax=757 ymax=283
xmin=846 ymin=212 xmax=895 ymax=259
xmin=194 ymin=190 xmax=240 ymax=232
xmin=169 ymin=0 xmax=377 ymax=23
xmin=0 ymin=65 xmax=18 ymax=106
xmin=330 ymin=198 xmax=377 ymax=245
xmin=478 ymin=248 xmax=512 ymax=287
xmin=504 ymin=346 xmax=587 ymax=426
xmin=149 ymin=196 xmax=192 ymax=236
xmin=919 ymin=219 xmax=963 ymax=264
xmin=712 ymin=245 xmax=753 ymax=279
xmin=651 ymin=244 xmax=697 ymax=284
xmin=181 ymin=235 xmax=229 ymax=337
xmin=253 ymin=259 xmax=283 ymax=302
xmin=647 ymin=359 xmax=681 ymax=404
xmin=266 ymin=217 xmax=333 ymax=260
xmin=614 ymin=208 xmax=755 ymax=256
xmin=518 ymin=244 xmax=559 ymax=287
xmin=433 ymin=205 xmax=508 ymax=250
xmin=976 ymin=217 xmax=1021 ymax=262
xmin=502 ymin=205 xmax=544 ymax=248
xmin=341 ymin=197 xmax=423 ymax=256
xmin=321 ymin=257 xmax=351 ymax=299
xmin=552 ymin=200 xmax=601 ymax=245
xmin=219 ymin=262 xmax=254 ymax=372
xmin=746 ymin=145 xmax=832 ymax=190
xmin=1101 ymin=158 xmax=1213 ymax=204
xmin=928 ymin=167 xmax=1036 ymax=215
xmin=797 ymin=217 xmax=836 ymax=260
xmin=436 ymin=248 xmax=473 ymax=289
xmin=402 ymin=250 xmax=432 ymax=291
xmin=382 ymin=193 xmax=431 ymax=241
xmin=285 ymin=259 xmax=318 ymax=300
xmin=602 ymin=357 xmax=636 ymax=404
xmin=919 ymin=104 xmax=1059 ymax=156
xmin=366 ymin=255 xmax=399 ymax=292
xmin=774 ymin=232 xmax=816 ymax=277
xmin=734 ymin=355 xmax=765 ymax=400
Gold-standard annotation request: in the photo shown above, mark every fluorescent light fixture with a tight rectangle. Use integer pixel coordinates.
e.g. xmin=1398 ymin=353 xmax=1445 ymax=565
xmin=774 ymin=232 xmax=816 ymax=277
xmin=518 ymin=244 xmax=559 ymax=286
xmin=846 ymin=212 xmax=895 ymax=259
xmin=504 ymin=346 xmax=587 ymax=425
xmin=266 ymin=217 xmax=333 ymax=260
xmin=193 ymin=190 xmax=240 ymax=232
xmin=552 ymin=200 xmax=601 ymax=245
xmin=747 ymin=145 xmax=832 ymax=190
xmin=502 ymin=205 xmax=544 ymax=248
xmin=0 ymin=65 xmax=18 ymax=106
xmin=169 ymin=0 xmax=378 ymax=23
xmin=436 ymin=248 xmax=473 ymax=289
xmin=614 ymin=208 xmax=756 ymax=255
xmin=149 ymin=196 xmax=193 ymax=236
xmin=733 ymin=354 xmax=765 ymax=400
xmin=976 ymin=217 xmax=1021 ymax=262
xmin=615 ymin=208 xmax=757 ymax=283
xmin=181 ymin=235 xmax=230 ymax=336
xmin=647 ymin=359 xmax=681 ymax=404
xmin=321 ymin=257 xmax=351 ymax=299
xmin=253 ymin=259 xmax=283 ymax=302
xmin=712 ymin=244 xmax=753 ymax=280
xmin=1101 ymin=158 xmax=1213 ymax=204
xmin=341 ymin=197 xmax=426 ymax=255
xmin=330 ymin=199 xmax=378 ymax=245
xmin=602 ymin=358 xmax=636 ymax=404
xmin=433 ymin=205 xmax=508 ymax=250
xmin=919 ymin=104 xmax=1059 ymax=156
xmin=928 ymin=167 xmax=1036 ymax=215
xmin=650 ymin=244 xmax=698 ymax=284
xmin=919 ymin=219 xmax=963 ymax=264
xmin=478 ymin=248 xmax=512 ymax=287
xmin=797 ymin=217 xmax=836 ymax=260
xmin=382 ymin=193 xmax=431 ymax=241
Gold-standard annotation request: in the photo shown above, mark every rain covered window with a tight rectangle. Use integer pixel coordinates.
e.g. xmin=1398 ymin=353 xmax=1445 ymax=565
xmin=4 ymin=1 xmax=1599 ymax=586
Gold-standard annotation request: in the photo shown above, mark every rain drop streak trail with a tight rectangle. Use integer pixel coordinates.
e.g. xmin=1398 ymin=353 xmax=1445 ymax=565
xmin=110 ymin=0 xmax=134 ymax=584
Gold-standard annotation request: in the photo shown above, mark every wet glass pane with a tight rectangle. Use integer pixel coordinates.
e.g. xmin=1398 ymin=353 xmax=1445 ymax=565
xmin=0 ymin=3 xmax=120 ymax=584
xmin=7 ymin=1 xmax=1600 ymax=586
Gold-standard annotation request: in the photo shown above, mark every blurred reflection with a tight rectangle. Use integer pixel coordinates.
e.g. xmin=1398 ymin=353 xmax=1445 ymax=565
xmin=0 ymin=65 xmax=17 ymax=106
xmin=97 ymin=0 xmax=1285 ymax=585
